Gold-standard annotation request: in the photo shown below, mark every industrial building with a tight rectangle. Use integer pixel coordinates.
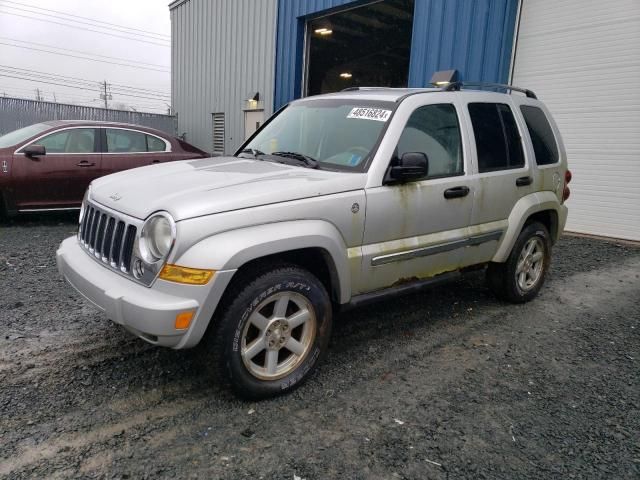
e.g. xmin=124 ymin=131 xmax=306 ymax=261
xmin=169 ymin=0 xmax=640 ymax=241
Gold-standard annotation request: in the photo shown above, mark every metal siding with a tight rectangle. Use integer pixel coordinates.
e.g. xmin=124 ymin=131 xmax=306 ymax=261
xmin=512 ymin=0 xmax=640 ymax=241
xmin=275 ymin=0 xmax=518 ymax=108
xmin=408 ymin=0 xmax=519 ymax=87
xmin=170 ymin=0 xmax=278 ymax=154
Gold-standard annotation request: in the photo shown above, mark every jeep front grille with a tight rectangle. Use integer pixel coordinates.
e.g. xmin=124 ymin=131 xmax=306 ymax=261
xmin=79 ymin=203 xmax=138 ymax=273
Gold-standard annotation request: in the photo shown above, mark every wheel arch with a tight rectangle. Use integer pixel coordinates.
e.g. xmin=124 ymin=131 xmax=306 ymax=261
xmin=173 ymin=220 xmax=352 ymax=304
xmin=492 ymin=192 xmax=564 ymax=263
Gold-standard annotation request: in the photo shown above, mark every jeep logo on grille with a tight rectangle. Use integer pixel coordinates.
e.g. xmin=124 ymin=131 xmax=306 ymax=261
xmin=109 ymin=193 xmax=122 ymax=201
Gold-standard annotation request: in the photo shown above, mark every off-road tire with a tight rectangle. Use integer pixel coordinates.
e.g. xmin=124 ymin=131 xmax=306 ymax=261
xmin=486 ymin=222 xmax=551 ymax=303
xmin=201 ymin=264 xmax=332 ymax=400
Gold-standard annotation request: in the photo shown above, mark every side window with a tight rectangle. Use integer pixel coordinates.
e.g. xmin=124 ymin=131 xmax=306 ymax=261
xmin=520 ymin=105 xmax=558 ymax=165
xmin=396 ymin=104 xmax=463 ymax=178
xmin=106 ymin=129 xmax=147 ymax=153
xmin=146 ymin=135 xmax=166 ymax=152
xmin=468 ymin=103 xmax=525 ymax=173
xmin=38 ymin=129 xmax=96 ymax=153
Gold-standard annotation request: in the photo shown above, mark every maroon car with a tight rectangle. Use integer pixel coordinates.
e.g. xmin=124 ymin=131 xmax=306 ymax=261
xmin=0 ymin=120 xmax=208 ymax=216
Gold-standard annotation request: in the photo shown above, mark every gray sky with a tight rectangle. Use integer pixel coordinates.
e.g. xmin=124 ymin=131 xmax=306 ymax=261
xmin=0 ymin=0 xmax=171 ymax=113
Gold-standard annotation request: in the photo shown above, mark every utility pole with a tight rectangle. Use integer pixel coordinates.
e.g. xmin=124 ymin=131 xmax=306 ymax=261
xmin=99 ymin=80 xmax=112 ymax=109
xmin=53 ymin=92 xmax=57 ymax=103
xmin=35 ymin=88 xmax=43 ymax=101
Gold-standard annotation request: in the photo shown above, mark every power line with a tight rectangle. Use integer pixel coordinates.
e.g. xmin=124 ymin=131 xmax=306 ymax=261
xmin=0 ymin=65 xmax=171 ymax=97
xmin=0 ymin=41 xmax=170 ymax=73
xmin=0 ymin=73 xmax=171 ymax=102
xmin=0 ymin=1 xmax=170 ymax=39
xmin=0 ymin=10 xmax=170 ymax=47
xmin=0 ymin=37 xmax=170 ymax=71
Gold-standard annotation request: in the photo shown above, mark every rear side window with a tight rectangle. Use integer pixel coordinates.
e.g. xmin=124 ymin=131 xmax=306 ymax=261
xmin=106 ymin=129 xmax=147 ymax=153
xmin=146 ymin=135 xmax=167 ymax=152
xmin=468 ymin=103 xmax=525 ymax=172
xmin=520 ymin=105 xmax=558 ymax=165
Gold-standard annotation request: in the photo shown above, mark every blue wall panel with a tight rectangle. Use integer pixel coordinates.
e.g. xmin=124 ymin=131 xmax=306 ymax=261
xmin=275 ymin=0 xmax=519 ymax=109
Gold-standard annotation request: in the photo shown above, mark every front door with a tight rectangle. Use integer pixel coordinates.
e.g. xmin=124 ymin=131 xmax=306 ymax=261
xmin=12 ymin=127 xmax=101 ymax=209
xmin=359 ymin=103 xmax=474 ymax=293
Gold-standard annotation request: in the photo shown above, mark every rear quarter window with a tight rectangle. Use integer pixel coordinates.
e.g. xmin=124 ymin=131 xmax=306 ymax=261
xmin=520 ymin=105 xmax=559 ymax=165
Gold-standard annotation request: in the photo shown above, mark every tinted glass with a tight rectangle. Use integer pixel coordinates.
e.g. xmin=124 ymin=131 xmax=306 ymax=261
xmin=38 ymin=128 xmax=96 ymax=153
xmin=147 ymin=135 xmax=166 ymax=152
xmin=243 ymin=99 xmax=394 ymax=171
xmin=498 ymin=104 xmax=525 ymax=169
xmin=520 ymin=105 xmax=558 ymax=165
xmin=106 ymin=129 xmax=147 ymax=153
xmin=397 ymin=104 xmax=463 ymax=178
xmin=469 ymin=103 xmax=524 ymax=172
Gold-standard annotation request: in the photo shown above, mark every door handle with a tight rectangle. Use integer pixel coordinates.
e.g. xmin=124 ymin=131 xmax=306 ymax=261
xmin=444 ymin=186 xmax=470 ymax=199
xmin=76 ymin=160 xmax=96 ymax=167
xmin=516 ymin=176 xmax=532 ymax=187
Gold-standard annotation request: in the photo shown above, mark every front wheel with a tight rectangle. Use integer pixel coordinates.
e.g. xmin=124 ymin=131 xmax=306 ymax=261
xmin=486 ymin=222 xmax=551 ymax=303
xmin=206 ymin=265 xmax=332 ymax=399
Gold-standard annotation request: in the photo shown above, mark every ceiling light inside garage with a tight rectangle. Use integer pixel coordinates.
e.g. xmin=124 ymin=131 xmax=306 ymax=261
xmin=339 ymin=72 xmax=352 ymax=78
xmin=315 ymin=28 xmax=333 ymax=35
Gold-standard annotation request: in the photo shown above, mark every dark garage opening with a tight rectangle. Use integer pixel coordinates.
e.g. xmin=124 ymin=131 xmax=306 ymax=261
xmin=306 ymin=0 xmax=415 ymax=96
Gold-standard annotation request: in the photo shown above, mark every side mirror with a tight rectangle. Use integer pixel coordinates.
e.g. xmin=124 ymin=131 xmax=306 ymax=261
xmin=388 ymin=152 xmax=428 ymax=182
xmin=23 ymin=144 xmax=46 ymax=157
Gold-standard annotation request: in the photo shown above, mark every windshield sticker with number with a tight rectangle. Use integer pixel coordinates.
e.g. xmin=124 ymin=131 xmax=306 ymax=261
xmin=347 ymin=107 xmax=392 ymax=122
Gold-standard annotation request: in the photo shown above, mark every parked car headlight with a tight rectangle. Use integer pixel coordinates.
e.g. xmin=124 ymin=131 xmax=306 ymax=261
xmin=139 ymin=212 xmax=176 ymax=264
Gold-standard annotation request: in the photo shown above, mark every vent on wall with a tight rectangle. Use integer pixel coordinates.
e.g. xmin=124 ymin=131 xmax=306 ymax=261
xmin=212 ymin=112 xmax=225 ymax=156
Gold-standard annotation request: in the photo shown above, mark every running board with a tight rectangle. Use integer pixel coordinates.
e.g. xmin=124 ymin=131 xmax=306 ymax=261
xmin=341 ymin=271 xmax=461 ymax=311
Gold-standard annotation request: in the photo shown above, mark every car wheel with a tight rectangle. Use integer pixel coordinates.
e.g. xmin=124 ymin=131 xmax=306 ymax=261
xmin=204 ymin=265 xmax=332 ymax=399
xmin=486 ymin=222 xmax=551 ymax=303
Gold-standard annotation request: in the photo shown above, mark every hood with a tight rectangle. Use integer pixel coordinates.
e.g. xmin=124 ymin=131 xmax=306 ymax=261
xmin=90 ymin=156 xmax=367 ymax=221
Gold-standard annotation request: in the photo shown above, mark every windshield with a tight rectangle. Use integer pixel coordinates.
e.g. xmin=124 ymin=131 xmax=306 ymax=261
xmin=0 ymin=123 xmax=51 ymax=149
xmin=240 ymin=99 xmax=395 ymax=170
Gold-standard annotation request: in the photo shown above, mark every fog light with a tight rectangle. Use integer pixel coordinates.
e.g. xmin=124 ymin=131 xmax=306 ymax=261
xmin=159 ymin=264 xmax=215 ymax=285
xmin=175 ymin=311 xmax=194 ymax=330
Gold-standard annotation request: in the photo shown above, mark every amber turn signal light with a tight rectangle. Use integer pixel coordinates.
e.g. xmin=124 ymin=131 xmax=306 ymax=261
xmin=159 ymin=264 xmax=215 ymax=285
xmin=175 ymin=311 xmax=194 ymax=330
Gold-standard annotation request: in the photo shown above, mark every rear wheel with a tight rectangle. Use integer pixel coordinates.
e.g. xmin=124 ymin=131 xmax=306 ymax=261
xmin=486 ymin=222 xmax=551 ymax=303
xmin=203 ymin=265 xmax=332 ymax=399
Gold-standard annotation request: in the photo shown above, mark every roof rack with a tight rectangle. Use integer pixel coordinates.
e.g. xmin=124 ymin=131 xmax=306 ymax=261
xmin=443 ymin=81 xmax=537 ymax=99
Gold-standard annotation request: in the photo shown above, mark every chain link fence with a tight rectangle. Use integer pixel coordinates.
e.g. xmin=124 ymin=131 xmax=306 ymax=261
xmin=0 ymin=97 xmax=177 ymax=136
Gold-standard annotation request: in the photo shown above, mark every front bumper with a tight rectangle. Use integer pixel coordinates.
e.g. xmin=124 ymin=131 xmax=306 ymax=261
xmin=56 ymin=236 xmax=236 ymax=349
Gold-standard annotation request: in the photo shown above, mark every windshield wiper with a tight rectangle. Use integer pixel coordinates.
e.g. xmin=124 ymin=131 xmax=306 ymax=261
xmin=271 ymin=151 xmax=319 ymax=169
xmin=238 ymin=148 xmax=265 ymax=158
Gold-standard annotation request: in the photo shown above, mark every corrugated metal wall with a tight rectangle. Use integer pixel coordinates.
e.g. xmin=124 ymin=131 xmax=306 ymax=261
xmin=274 ymin=0 xmax=518 ymax=108
xmin=408 ymin=0 xmax=518 ymax=87
xmin=0 ymin=97 xmax=177 ymax=136
xmin=171 ymin=0 xmax=278 ymax=154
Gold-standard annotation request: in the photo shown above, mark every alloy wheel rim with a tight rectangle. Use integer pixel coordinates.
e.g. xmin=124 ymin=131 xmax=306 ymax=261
xmin=516 ymin=237 xmax=545 ymax=291
xmin=240 ymin=291 xmax=317 ymax=380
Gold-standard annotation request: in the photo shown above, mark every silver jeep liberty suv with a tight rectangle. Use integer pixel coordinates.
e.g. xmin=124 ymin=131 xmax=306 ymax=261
xmin=57 ymin=82 xmax=571 ymax=399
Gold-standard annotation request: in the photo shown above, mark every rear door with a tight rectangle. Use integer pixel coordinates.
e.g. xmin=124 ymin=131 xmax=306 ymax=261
xmin=100 ymin=128 xmax=172 ymax=175
xmin=12 ymin=127 xmax=101 ymax=209
xmin=460 ymin=99 xmax=534 ymax=265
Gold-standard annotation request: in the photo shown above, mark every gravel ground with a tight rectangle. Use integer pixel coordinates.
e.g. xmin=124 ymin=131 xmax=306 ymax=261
xmin=1 ymin=213 xmax=639 ymax=479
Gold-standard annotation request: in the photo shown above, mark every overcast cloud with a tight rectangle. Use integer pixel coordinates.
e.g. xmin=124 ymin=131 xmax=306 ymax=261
xmin=0 ymin=0 xmax=171 ymax=113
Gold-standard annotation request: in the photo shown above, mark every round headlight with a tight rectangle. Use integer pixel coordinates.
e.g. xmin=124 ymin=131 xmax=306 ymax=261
xmin=139 ymin=212 xmax=175 ymax=264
